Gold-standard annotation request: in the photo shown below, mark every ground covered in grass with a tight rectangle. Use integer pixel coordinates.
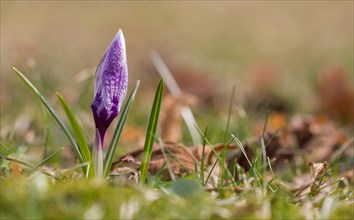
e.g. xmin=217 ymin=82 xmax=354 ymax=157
xmin=1 ymin=108 xmax=353 ymax=219
xmin=1 ymin=175 xmax=353 ymax=219
xmin=1 ymin=1 xmax=353 ymax=219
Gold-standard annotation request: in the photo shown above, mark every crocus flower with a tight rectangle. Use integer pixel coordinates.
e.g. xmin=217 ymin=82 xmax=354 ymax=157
xmin=91 ymin=29 xmax=128 ymax=177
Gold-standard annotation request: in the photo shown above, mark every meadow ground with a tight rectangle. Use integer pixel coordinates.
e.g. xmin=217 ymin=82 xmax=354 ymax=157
xmin=1 ymin=2 xmax=353 ymax=219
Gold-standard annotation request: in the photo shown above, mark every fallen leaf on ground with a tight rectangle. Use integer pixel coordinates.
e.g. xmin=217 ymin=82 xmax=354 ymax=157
xmin=318 ymin=67 xmax=354 ymax=124
xmin=160 ymin=93 xmax=199 ymax=143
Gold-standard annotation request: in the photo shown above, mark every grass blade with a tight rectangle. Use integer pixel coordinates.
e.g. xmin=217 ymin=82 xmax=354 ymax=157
xmin=200 ymin=127 xmax=208 ymax=184
xmin=28 ymin=148 xmax=64 ymax=173
xmin=0 ymin=155 xmax=33 ymax=168
xmin=103 ymin=81 xmax=140 ymax=176
xmin=149 ymin=51 xmax=201 ymax=146
xmin=153 ymin=158 xmax=168 ymax=179
xmin=56 ymin=93 xmax=94 ymax=178
xmin=12 ymin=67 xmax=83 ymax=163
xmin=195 ymin=125 xmax=237 ymax=188
xmin=42 ymin=109 xmax=53 ymax=160
xmin=220 ymin=86 xmax=236 ymax=185
xmin=157 ymin=137 xmax=176 ymax=181
xmin=140 ymin=79 xmax=164 ymax=183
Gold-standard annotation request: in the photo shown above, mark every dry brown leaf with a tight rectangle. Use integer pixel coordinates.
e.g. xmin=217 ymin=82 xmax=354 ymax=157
xmin=318 ymin=67 xmax=354 ymax=124
xmin=250 ymin=114 xmax=351 ymax=170
xmin=308 ymin=161 xmax=330 ymax=198
xmin=267 ymin=112 xmax=288 ymax=132
xmin=309 ymin=161 xmax=329 ymax=181
xmin=110 ymin=114 xmax=350 ymax=189
xmin=160 ymin=93 xmax=199 ymax=143
xmin=112 ymin=142 xmax=198 ymax=180
xmin=286 ymin=115 xmax=349 ymax=162
xmin=172 ymin=65 xmax=219 ymax=105
xmin=288 ymin=115 xmax=314 ymax=146
xmin=245 ymin=63 xmax=292 ymax=114
xmin=289 ymin=161 xmax=332 ymax=201
xmin=10 ymin=162 xmax=21 ymax=177
xmin=109 ymin=155 xmax=140 ymax=184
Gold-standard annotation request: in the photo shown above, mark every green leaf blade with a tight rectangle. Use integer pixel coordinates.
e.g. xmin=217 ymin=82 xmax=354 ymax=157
xmin=27 ymin=148 xmax=64 ymax=174
xmin=140 ymin=79 xmax=164 ymax=184
xmin=103 ymin=81 xmax=140 ymax=177
xmin=56 ymin=93 xmax=94 ymax=178
xmin=12 ymin=67 xmax=84 ymax=164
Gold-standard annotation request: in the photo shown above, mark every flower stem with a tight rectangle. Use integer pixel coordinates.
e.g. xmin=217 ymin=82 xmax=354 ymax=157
xmin=93 ymin=129 xmax=103 ymax=178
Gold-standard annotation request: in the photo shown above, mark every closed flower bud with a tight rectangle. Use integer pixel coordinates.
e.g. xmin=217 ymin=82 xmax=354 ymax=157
xmin=91 ymin=29 xmax=128 ymax=142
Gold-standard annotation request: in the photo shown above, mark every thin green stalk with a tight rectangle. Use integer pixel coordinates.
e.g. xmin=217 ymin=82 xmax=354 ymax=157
xmin=220 ymin=86 xmax=236 ymax=185
xmin=13 ymin=68 xmax=83 ymax=163
xmin=231 ymin=134 xmax=275 ymax=194
xmin=57 ymin=93 xmax=94 ymax=178
xmin=42 ymin=108 xmax=53 ymax=160
xmin=194 ymin=161 xmax=198 ymax=178
xmin=205 ymin=157 xmax=219 ymax=186
xmin=154 ymin=159 xmax=168 ymax=179
xmin=195 ymin=125 xmax=237 ymax=188
xmin=27 ymin=148 xmax=64 ymax=174
xmin=158 ymin=137 xmax=176 ymax=181
xmin=140 ymin=79 xmax=164 ymax=184
xmin=267 ymin=157 xmax=277 ymax=184
xmin=104 ymin=81 xmax=140 ymax=177
xmin=93 ymin=129 xmax=103 ymax=178
xmin=261 ymin=113 xmax=270 ymax=195
xmin=200 ymin=127 xmax=208 ymax=184
xmin=0 ymin=155 xmax=33 ymax=168
xmin=205 ymin=138 xmax=234 ymax=186
xmin=261 ymin=112 xmax=270 ymax=171
xmin=231 ymin=134 xmax=252 ymax=167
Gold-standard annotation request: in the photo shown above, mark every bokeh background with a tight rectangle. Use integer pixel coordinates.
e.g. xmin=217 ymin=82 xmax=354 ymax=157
xmin=1 ymin=1 xmax=353 ymax=150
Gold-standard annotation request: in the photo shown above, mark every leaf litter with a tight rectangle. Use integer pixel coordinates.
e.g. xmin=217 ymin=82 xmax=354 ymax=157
xmin=2 ymin=58 xmax=353 ymax=219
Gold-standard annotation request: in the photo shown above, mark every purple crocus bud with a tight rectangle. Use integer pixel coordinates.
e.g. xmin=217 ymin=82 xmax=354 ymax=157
xmin=91 ymin=29 xmax=128 ymax=143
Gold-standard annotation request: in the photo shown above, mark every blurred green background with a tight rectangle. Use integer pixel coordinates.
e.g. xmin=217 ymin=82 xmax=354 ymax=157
xmin=1 ymin=1 xmax=353 ymax=149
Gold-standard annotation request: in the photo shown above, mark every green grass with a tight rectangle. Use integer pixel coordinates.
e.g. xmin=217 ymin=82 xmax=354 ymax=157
xmin=12 ymin=67 xmax=85 ymax=166
xmin=103 ymin=81 xmax=140 ymax=177
xmin=1 ymin=175 xmax=352 ymax=219
xmin=140 ymin=79 xmax=164 ymax=184
xmin=1 ymin=105 xmax=353 ymax=219
xmin=3 ymin=63 xmax=352 ymax=220
xmin=12 ymin=68 xmax=142 ymax=179
xmin=2 ymin=3 xmax=353 ymax=218
xmin=57 ymin=93 xmax=93 ymax=178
